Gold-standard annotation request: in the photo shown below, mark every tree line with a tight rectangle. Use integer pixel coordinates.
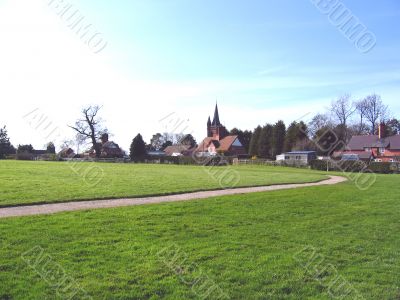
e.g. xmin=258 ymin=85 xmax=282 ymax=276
xmin=1 ymin=94 xmax=399 ymax=160
xmin=247 ymin=93 xmax=399 ymax=158
xmin=0 ymin=126 xmax=56 ymax=160
xmin=247 ymin=121 xmax=310 ymax=158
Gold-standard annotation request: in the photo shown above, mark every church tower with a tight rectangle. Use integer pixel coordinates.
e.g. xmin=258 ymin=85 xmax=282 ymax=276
xmin=207 ymin=116 xmax=212 ymax=137
xmin=207 ymin=103 xmax=228 ymax=140
xmin=197 ymin=102 xmax=247 ymax=156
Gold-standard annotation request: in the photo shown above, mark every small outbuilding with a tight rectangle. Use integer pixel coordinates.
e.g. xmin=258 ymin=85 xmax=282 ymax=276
xmin=276 ymin=151 xmax=317 ymax=165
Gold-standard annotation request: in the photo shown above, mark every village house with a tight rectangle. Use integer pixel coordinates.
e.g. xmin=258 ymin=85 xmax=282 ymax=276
xmin=58 ymin=148 xmax=75 ymax=158
xmin=337 ymin=123 xmax=400 ymax=162
xmin=163 ymin=144 xmax=195 ymax=157
xmin=86 ymin=133 xmax=124 ymax=158
xmin=195 ymin=104 xmax=247 ymax=157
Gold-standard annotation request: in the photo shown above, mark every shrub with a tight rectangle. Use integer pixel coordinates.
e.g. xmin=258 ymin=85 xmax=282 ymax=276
xmin=311 ymin=160 xmax=369 ymax=173
xmin=335 ymin=160 xmax=367 ymax=173
xmin=154 ymin=156 xmax=234 ymax=166
xmin=369 ymin=162 xmax=394 ymax=174
xmin=311 ymin=160 xmax=400 ymax=174
xmin=40 ymin=153 xmax=60 ymax=161
xmin=390 ymin=163 xmax=400 ymax=174
xmin=178 ymin=156 xmax=197 ymax=165
xmin=310 ymin=160 xmax=335 ymax=171
xmin=279 ymin=160 xmax=309 ymax=169
xmin=16 ymin=151 xmax=34 ymax=160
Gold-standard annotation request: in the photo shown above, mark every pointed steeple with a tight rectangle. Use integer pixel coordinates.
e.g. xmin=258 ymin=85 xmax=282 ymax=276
xmin=212 ymin=102 xmax=221 ymax=126
xmin=207 ymin=116 xmax=211 ymax=126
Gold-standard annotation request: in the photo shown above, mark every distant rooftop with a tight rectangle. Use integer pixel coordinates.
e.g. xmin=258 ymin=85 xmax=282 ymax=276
xmin=285 ymin=151 xmax=316 ymax=154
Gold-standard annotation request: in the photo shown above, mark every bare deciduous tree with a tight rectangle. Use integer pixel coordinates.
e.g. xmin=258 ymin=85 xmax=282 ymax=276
xmin=358 ymin=94 xmax=388 ymax=134
xmin=330 ymin=94 xmax=356 ymax=141
xmin=355 ymin=99 xmax=369 ymax=134
xmin=308 ymin=113 xmax=332 ymax=138
xmin=69 ymin=106 xmax=107 ymax=158
xmin=330 ymin=94 xmax=355 ymax=127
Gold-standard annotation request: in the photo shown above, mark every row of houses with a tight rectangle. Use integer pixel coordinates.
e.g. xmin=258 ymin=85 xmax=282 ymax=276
xmin=335 ymin=123 xmax=400 ymax=162
xmin=52 ymin=104 xmax=246 ymax=160
xmin=276 ymin=123 xmax=400 ymax=164
xmin=151 ymin=106 xmax=400 ymax=165
xmin=53 ymin=104 xmax=399 ymax=164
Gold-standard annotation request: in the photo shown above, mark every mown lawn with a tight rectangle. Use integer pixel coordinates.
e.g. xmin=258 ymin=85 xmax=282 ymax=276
xmin=0 ymin=174 xmax=399 ymax=299
xmin=0 ymin=160 xmax=327 ymax=207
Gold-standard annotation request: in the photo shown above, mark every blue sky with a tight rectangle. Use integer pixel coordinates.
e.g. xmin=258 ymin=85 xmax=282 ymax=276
xmin=0 ymin=0 xmax=399 ymax=150
xmin=90 ymin=0 xmax=400 ymax=85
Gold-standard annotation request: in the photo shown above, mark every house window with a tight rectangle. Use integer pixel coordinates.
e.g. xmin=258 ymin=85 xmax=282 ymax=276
xmin=375 ymin=159 xmax=382 ymax=162
xmin=379 ymin=148 xmax=386 ymax=154
xmin=365 ymin=148 xmax=371 ymax=152
xmin=296 ymin=156 xmax=301 ymax=160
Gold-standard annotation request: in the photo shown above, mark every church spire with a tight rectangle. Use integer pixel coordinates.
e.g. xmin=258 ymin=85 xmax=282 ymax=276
xmin=212 ymin=102 xmax=221 ymax=126
xmin=207 ymin=116 xmax=211 ymax=126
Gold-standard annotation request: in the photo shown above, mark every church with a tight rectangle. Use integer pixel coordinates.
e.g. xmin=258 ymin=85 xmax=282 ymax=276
xmin=195 ymin=104 xmax=247 ymax=157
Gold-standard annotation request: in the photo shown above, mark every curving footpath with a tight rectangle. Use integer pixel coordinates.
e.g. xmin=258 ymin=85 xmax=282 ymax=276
xmin=0 ymin=176 xmax=346 ymax=219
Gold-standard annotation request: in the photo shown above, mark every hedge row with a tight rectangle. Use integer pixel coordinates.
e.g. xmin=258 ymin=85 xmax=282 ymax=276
xmin=310 ymin=160 xmax=368 ymax=172
xmin=310 ymin=160 xmax=400 ymax=174
xmin=369 ymin=162 xmax=399 ymax=174
xmin=237 ymin=159 xmax=309 ymax=169
xmin=145 ymin=156 xmax=234 ymax=166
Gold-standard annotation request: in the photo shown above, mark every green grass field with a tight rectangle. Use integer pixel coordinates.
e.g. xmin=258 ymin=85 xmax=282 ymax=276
xmin=0 ymin=165 xmax=399 ymax=299
xmin=0 ymin=160 xmax=327 ymax=207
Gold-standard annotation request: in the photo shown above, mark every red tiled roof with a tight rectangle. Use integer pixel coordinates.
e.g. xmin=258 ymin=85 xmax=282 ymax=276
xmin=218 ymin=135 xmax=238 ymax=152
xmin=164 ymin=145 xmax=192 ymax=156
xmin=196 ymin=135 xmax=243 ymax=153
xmin=196 ymin=137 xmax=214 ymax=152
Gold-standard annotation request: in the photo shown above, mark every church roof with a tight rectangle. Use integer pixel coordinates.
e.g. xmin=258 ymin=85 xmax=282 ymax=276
xmin=212 ymin=103 xmax=221 ymax=126
xmin=218 ymin=135 xmax=238 ymax=151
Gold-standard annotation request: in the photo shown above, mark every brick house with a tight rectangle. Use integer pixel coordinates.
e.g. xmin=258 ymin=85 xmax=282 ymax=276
xmin=338 ymin=123 xmax=400 ymax=162
xmin=86 ymin=133 xmax=124 ymax=158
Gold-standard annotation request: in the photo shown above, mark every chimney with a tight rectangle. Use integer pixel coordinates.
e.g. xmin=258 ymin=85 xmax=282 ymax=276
xmin=378 ymin=122 xmax=386 ymax=139
xmin=101 ymin=133 xmax=109 ymax=144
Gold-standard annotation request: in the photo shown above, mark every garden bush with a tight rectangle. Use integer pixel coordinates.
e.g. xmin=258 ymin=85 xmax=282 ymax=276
xmin=40 ymin=154 xmax=61 ymax=161
xmin=310 ymin=160 xmax=337 ymax=171
xmin=311 ymin=159 xmax=399 ymax=174
xmin=16 ymin=151 xmax=34 ymax=161
xmin=335 ymin=160 xmax=367 ymax=173
xmin=310 ymin=160 xmax=367 ymax=172
xmin=369 ymin=162 xmax=395 ymax=174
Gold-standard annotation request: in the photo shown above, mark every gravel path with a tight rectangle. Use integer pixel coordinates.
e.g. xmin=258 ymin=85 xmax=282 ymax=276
xmin=0 ymin=176 xmax=346 ymax=218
